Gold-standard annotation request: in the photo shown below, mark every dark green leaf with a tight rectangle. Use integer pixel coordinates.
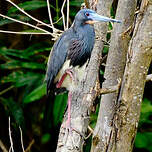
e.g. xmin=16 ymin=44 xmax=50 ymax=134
xmin=135 ymin=132 xmax=152 ymax=151
xmin=0 ymin=60 xmax=45 ymax=70
xmin=1 ymin=71 xmax=43 ymax=87
xmin=41 ymin=133 xmax=51 ymax=144
xmin=23 ymin=83 xmax=46 ymax=103
xmin=0 ymin=97 xmax=25 ymax=128
xmin=53 ymin=93 xmax=67 ymax=126
xmin=7 ymin=1 xmax=48 ymax=14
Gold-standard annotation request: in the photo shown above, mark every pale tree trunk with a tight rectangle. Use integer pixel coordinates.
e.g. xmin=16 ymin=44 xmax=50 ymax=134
xmin=91 ymin=0 xmax=137 ymax=151
xmin=91 ymin=0 xmax=152 ymax=152
xmin=56 ymin=0 xmax=113 ymax=151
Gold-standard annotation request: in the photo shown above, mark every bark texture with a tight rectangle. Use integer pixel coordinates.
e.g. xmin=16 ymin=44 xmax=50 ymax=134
xmin=115 ymin=0 xmax=152 ymax=151
xmin=91 ymin=0 xmax=137 ymax=151
xmin=56 ymin=0 xmax=113 ymax=151
xmin=92 ymin=0 xmax=152 ymax=151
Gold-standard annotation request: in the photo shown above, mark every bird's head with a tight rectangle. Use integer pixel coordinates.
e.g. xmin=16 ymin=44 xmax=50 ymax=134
xmin=75 ymin=9 xmax=121 ymax=25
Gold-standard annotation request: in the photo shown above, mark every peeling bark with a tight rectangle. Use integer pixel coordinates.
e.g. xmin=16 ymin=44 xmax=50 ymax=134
xmin=56 ymin=0 xmax=113 ymax=151
xmin=91 ymin=0 xmax=137 ymax=151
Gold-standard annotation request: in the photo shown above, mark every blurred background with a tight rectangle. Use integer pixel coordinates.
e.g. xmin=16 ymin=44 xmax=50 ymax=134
xmin=0 ymin=0 xmax=151 ymax=151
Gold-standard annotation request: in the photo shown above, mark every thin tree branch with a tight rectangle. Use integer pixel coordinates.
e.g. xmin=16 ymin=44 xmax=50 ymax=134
xmin=0 ymin=140 xmax=8 ymax=152
xmin=53 ymin=17 xmax=62 ymax=25
xmin=25 ymin=139 xmax=34 ymax=152
xmin=8 ymin=117 xmax=14 ymax=152
xmin=61 ymin=0 xmax=66 ymax=30
xmin=0 ymin=30 xmax=51 ymax=35
xmin=19 ymin=126 xmax=25 ymax=152
xmin=5 ymin=0 xmax=59 ymax=32
xmin=0 ymin=86 xmax=14 ymax=96
xmin=0 ymin=13 xmax=52 ymax=35
xmin=99 ymin=79 xmax=121 ymax=95
xmin=66 ymin=0 xmax=69 ymax=29
xmin=46 ymin=0 xmax=55 ymax=30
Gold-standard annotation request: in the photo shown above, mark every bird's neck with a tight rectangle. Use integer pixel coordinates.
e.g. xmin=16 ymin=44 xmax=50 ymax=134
xmin=73 ymin=21 xmax=94 ymax=38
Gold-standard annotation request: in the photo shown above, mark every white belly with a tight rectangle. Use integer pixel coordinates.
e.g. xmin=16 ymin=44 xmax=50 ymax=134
xmin=54 ymin=60 xmax=87 ymax=91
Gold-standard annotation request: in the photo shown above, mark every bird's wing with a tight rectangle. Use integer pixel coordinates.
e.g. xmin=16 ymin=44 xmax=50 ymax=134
xmin=45 ymin=31 xmax=71 ymax=94
xmin=67 ymin=38 xmax=91 ymax=67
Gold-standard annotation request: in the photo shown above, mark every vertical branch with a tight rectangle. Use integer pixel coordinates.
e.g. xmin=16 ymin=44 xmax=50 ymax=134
xmin=8 ymin=117 xmax=14 ymax=152
xmin=19 ymin=126 xmax=25 ymax=152
xmin=47 ymin=0 xmax=55 ymax=30
xmin=56 ymin=0 xmax=113 ymax=151
xmin=61 ymin=0 xmax=66 ymax=30
xmin=115 ymin=1 xmax=152 ymax=151
xmin=91 ymin=0 xmax=137 ymax=151
xmin=66 ymin=0 xmax=69 ymax=29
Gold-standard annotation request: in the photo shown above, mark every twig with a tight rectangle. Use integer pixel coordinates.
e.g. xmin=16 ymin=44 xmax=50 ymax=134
xmin=84 ymin=126 xmax=94 ymax=139
xmin=53 ymin=17 xmax=62 ymax=25
xmin=46 ymin=0 xmax=55 ymax=30
xmin=100 ymin=78 xmax=121 ymax=95
xmin=0 ymin=13 xmax=52 ymax=35
xmin=19 ymin=126 xmax=25 ymax=152
xmin=6 ymin=0 xmax=59 ymax=32
xmin=66 ymin=0 xmax=69 ymax=29
xmin=0 ymin=140 xmax=8 ymax=152
xmin=0 ymin=30 xmax=51 ymax=35
xmin=61 ymin=0 xmax=66 ymax=30
xmin=0 ymin=86 xmax=14 ymax=96
xmin=25 ymin=139 xmax=34 ymax=152
xmin=146 ymin=74 xmax=152 ymax=82
xmin=8 ymin=117 xmax=14 ymax=152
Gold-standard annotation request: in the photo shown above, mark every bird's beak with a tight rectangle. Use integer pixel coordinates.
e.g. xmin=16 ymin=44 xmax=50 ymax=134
xmin=86 ymin=12 xmax=122 ymax=24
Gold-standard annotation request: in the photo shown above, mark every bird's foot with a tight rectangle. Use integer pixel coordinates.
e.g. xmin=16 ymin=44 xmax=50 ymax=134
xmin=61 ymin=120 xmax=73 ymax=134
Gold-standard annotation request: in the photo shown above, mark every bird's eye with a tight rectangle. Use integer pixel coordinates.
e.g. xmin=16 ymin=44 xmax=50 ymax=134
xmin=85 ymin=12 xmax=90 ymax=16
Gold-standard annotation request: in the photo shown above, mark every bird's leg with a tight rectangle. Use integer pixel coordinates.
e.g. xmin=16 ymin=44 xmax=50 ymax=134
xmin=56 ymin=72 xmax=67 ymax=88
xmin=56 ymin=69 xmax=75 ymax=132
xmin=56 ymin=69 xmax=75 ymax=88
xmin=67 ymin=91 xmax=72 ymax=132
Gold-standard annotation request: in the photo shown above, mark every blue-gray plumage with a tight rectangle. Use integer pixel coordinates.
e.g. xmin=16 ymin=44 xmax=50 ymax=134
xmin=45 ymin=9 xmax=121 ymax=131
xmin=46 ymin=9 xmax=121 ymax=94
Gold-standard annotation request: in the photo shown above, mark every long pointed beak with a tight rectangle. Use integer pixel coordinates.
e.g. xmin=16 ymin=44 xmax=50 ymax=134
xmin=89 ymin=12 xmax=122 ymax=23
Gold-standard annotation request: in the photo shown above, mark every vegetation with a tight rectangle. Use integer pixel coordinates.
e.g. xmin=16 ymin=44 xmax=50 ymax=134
xmin=0 ymin=0 xmax=151 ymax=151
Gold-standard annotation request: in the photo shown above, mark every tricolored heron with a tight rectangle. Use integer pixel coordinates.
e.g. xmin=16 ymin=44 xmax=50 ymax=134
xmin=45 ymin=9 xmax=121 ymax=131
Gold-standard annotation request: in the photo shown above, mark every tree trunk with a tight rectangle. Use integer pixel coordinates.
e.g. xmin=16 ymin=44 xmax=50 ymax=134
xmin=91 ymin=0 xmax=137 ymax=151
xmin=115 ymin=0 xmax=152 ymax=151
xmin=91 ymin=0 xmax=152 ymax=151
xmin=56 ymin=0 xmax=113 ymax=151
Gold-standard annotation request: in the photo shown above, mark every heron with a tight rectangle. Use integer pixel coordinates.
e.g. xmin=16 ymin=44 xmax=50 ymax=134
xmin=45 ymin=9 xmax=121 ymax=131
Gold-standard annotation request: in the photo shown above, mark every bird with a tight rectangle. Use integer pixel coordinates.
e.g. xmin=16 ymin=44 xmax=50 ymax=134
xmin=45 ymin=9 xmax=121 ymax=131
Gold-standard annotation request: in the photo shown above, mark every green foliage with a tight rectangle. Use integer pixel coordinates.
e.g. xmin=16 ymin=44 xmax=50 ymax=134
xmin=0 ymin=42 xmax=50 ymax=104
xmin=53 ymin=94 xmax=67 ymax=126
xmin=134 ymin=98 xmax=152 ymax=152
xmin=135 ymin=132 xmax=152 ymax=152
xmin=140 ymin=98 xmax=152 ymax=125
xmin=7 ymin=1 xmax=49 ymax=14
xmin=24 ymin=83 xmax=46 ymax=103
xmin=0 ymin=0 xmax=151 ymax=152
xmin=41 ymin=133 xmax=51 ymax=144
xmin=0 ymin=97 xmax=25 ymax=128
xmin=0 ymin=0 xmax=82 ymax=151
